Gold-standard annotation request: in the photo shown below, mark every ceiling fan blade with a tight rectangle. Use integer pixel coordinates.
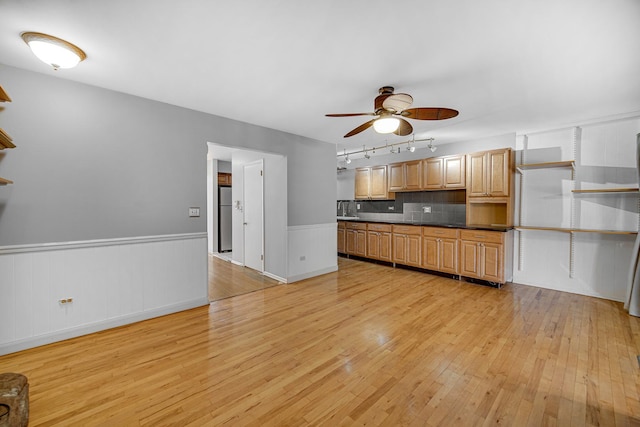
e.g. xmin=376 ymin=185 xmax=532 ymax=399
xmin=401 ymin=108 xmax=459 ymax=120
xmin=393 ymin=118 xmax=413 ymax=136
xmin=344 ymin=119 xmax=376 ymax=138
xmin=326 ymin=112 xmax=376 ymax=117
xmin=382 ymin=93 xmax=413 ymax=113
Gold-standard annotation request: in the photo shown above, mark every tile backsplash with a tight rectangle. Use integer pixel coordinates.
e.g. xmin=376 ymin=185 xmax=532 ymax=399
xmin=337 ymin=190 xmax=466 ymax=225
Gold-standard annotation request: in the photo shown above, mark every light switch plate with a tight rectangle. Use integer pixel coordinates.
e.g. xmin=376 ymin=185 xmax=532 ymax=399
xmin=189 ymin=207 xmax=200 ymax=217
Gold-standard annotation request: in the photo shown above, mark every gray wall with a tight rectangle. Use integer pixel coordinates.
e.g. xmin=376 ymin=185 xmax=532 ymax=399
xmin=0 ymin=64 xmax=335 ymax=246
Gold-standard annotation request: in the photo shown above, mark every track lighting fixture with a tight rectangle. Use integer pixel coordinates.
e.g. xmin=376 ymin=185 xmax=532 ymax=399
xmin=336 ymin=136 xmax=436 ymax=161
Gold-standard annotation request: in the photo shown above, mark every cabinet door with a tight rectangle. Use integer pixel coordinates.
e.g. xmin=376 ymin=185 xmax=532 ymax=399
xmin=369 ymin=166 xmax=389 ymax=199
xmin=467 ymin=152 xmax=487 ymax=197
xmin=481 ymin=242 xmax=503 ymax=282
xmin=392 ymin=234 xmax=407 ymax=264
xmin=423 ymin=157 xmax=444 ymax=189
xmin=379 ymin=232 xmax=392 ymax=262
xmin=460 ymin=240 xmax=481 ymax=278
xmin=406 ymin=234 xmax=422 ymax=267
xmin=367 ymin=231 xmax=380 ymax=259
xmin=444 ymin=155 xmax=466 ymax=188
xmin=355 ymin=230 xmax=367 ymax=256
xmin=346 ymin=230 xmax=357 ymax=254
xmin=388 ymin=163 xmax=405 ymax=192
xmin=439 ymin=238 xmax=458 ymax=274
xmin=337 ymin=228 xmax=346 ymax=253
xmin=422 ymin=236 xmax=439 ymax=270
xmin=355 ymin=168 xmax=371 ymax=199
xmin=488 ymin=149 xmax=510 ymax=196
xmin=404 ymin=160 xmax=423 ymax=190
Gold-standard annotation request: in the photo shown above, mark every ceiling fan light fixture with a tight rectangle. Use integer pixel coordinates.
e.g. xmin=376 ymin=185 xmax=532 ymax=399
xmin=21 ymin=32 xmax=86 ymax=70
xmin=373 ymin=117 xmax=400 ymax=134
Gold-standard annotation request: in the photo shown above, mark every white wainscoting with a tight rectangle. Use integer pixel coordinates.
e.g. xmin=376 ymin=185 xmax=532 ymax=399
xmin=287 ymin=223 xmax=338 ymax=283
xmin=0 ymin=233 xmax=209 ymax=356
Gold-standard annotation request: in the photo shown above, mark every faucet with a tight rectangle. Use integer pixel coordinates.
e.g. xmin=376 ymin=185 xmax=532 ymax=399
xmin=337 ymin=201 xmax=347 ymax=216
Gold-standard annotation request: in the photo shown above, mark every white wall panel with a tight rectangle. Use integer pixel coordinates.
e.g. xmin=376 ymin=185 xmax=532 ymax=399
xmin=287 ymin=223 xmax=338 ymax=283
xmin=514 ymin=116 xmax=639 ymax=301
xmin=0 ymin=233 xmax=208 ymax=355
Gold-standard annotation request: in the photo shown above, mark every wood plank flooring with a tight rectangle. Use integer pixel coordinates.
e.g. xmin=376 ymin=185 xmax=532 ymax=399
xmin=1 ymin=256 xmax=640 ymax=426
xmin=208 ymin=253 xmax=280 ymax=301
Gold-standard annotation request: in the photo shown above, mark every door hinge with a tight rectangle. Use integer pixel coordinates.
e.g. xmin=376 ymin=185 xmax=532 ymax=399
xmin=260 ymin=170 xmax=263 ymax=176
xmin=261 ymin=254 xmax=264 ymax=261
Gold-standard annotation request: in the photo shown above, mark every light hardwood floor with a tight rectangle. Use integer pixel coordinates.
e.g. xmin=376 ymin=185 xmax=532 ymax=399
xmin=1 ymin=256 xmax=640 ymax=426
xmin=208 ymin=253 xmax=280 ymax=301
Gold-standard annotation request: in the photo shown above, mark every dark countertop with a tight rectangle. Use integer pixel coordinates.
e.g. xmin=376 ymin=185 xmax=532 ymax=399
xmin=337 ymin=218 xmax=513 ymax=232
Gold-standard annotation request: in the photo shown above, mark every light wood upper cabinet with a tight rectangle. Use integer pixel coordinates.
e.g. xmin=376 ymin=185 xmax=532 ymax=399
xmin=423 ymin=155 xmax=466 ymax=190
xmin=388 ymin=160 xmax=422 ymax=192
xmin=217 ymin=173 xmax=232 ymax=186
xmin=355 ymin=166 xmax=394 ymax=200
xmin=467 ymin=149 xmax=511 ymax=197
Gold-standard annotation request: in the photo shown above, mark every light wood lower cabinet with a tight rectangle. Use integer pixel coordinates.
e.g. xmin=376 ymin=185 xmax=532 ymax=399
xmin=392 ymin=225 xmax=421 ymax=267
xmin=337 ymin=221 xmax=346 ymax=254
xmin=338 ymin=222 xmax=511 ymax=285
xmin=459 ymin=229 xmax=507 ymax=283
xmin=422 ymin=227 xmax=459 ymax=274
xmin=345 ymin=222 xmax=367 ymax=257
xmin=366 ymin=223 xmax=392 ymax=262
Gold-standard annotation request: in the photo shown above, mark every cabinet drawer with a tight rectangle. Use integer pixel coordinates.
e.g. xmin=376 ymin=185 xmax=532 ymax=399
xmin=345 ymin=222 xmax=367 ymax=231
xmin=392 ymin=225 xmax=422 ymax=235
xmin=459 ymin=229 xmax=504 ymax=244
xmin=422 ymin=227 xmax=459 ymax=239
xmin=367 ymin=223 xmax=392 ymax=232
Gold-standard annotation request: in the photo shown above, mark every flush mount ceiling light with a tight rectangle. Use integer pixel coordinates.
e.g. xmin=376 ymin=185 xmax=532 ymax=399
xmin=21 ymin=32 xmax=86 ymax=70
xmin=373 ymin=116 xmax=400 ymax=134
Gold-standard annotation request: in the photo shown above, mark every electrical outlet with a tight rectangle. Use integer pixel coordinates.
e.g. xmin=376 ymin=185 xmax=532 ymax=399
xmin=300 ymin=255 xmax=306 ymax=261
xmin=388 ymin=206 xmax=395 ymax=210
xmin=189 ymin=207 xmax=200 ymax=217
xmin=423 ymin=206 xmax=431 ymax=213
xmin=356 ymin=203 xmax=361 ymax=210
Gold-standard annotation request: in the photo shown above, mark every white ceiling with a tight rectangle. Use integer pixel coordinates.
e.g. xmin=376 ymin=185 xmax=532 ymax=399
xmin=1 ymin=0 xmax=639 ymax=156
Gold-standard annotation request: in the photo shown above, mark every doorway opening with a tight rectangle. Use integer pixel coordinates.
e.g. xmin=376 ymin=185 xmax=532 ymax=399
xmin=206 ymin=142 xmax=287 ymax=301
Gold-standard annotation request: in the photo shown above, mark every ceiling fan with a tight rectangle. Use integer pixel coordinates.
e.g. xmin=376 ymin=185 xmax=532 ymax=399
xmin=326 ymin=86 xmax=459 ymax=138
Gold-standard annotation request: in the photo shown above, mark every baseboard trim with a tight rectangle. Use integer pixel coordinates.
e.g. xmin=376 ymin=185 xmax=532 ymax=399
xmin=287 ymin=265 xmax=338 ymax=283
xmin=0 ymin=297 xmax=210 ymax=356
xmin=263 ymin=271 xmax=287 ymax=284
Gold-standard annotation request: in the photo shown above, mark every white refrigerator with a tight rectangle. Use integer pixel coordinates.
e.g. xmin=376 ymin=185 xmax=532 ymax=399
xmin=218 ymin=186 xmax=232 ymax=252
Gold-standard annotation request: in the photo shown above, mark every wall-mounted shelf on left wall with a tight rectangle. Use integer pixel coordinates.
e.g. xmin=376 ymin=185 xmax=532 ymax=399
xmin=0 ymin=84 xmax=14 ymax=185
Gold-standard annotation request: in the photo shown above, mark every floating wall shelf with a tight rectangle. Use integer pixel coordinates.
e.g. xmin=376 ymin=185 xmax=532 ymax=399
xmin=0 ymin=177 xmax=14 ymax=186
xmin=516 ymin=160 xmax=575 ymax=174
xmin=515 ymin=226 xmax=637 ymax=235
xmin=0 ymin=85 xmax=11 ymax=102
xmin=572 ymin=188 xmax=638 ymax=194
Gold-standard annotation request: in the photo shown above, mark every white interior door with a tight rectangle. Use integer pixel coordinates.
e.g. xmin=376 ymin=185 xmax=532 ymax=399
xmin=243 ymin=160 xmax=264 ymax=272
